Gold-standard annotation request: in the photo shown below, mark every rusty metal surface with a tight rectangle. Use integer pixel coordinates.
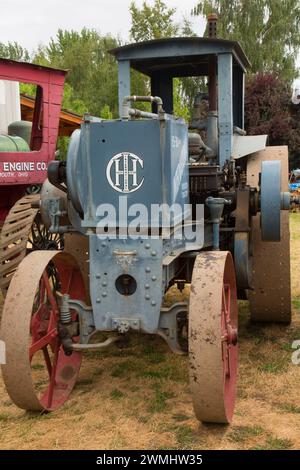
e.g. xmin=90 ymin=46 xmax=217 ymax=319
xmin=247 ymin=146 xmax=291 ymax=322
xmin=64 ymin=233 xmax=90 ymax=304
xmin=0 ymin=195 xmax=40 ymax=294
xmin=189 ymin=251 xmax=238 ymax=423
xmin=0 ymin=250 xmax=84 ymax=411
xmin=1 ymin=251 xmax=61 ymax=410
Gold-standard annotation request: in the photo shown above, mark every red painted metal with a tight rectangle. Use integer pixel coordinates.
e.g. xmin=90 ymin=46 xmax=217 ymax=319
xmin=0 ymin=58 xmax=67 ymax=223
xmin=221 ymin=282 xmax=238 ymax=420
xmin=30 ymin=257 xmax=85 ymax=411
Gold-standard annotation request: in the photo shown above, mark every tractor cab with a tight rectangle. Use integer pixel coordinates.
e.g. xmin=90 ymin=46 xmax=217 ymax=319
xmin=110 ymin=15 xmax=266 ymax=168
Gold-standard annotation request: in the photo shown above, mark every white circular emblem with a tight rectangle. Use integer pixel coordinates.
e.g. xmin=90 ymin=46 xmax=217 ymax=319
xmin=106 ymin=152 xmax=144 ymax=193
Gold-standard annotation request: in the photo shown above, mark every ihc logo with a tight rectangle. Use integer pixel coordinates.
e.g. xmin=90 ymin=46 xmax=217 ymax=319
xmin=106 ymin=152 xmax=144 ymax=193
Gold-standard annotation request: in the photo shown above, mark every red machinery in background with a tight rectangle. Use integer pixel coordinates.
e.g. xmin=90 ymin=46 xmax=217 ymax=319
xmin=0 ymin=59 xmax=69 ymax=292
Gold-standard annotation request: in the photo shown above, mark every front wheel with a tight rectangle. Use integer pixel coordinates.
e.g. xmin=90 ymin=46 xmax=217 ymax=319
xmin=0 ymin=250 xmax=86 ymax=411
xmin=189 ymin=251 xmax=238 ymax=424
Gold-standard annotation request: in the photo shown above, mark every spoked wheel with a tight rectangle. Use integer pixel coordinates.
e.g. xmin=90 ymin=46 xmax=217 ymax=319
xmin=29 ymin=212 xmax=63 ymax=251
xmin=0 ymin=250 xmax=86 ymax=411
xmin=0 ymin=196 xmax=63 ymax=296
xmin=189 ymin=251 xmax=238 ymax=424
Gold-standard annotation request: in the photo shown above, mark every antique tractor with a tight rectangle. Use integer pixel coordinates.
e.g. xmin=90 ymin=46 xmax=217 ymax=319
xmin=0 ymin=58 xmax=67 ymax=294
xmin=0 ymin=17 xmax=292 ymax=423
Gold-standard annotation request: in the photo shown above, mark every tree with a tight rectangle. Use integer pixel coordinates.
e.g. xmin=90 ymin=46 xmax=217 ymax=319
xmin=130 ymin=1 xmax=198 ymax=118
xmin=193 ymin=0 xmax=300 ymax=83
xmin=33 ymin=29 xmax=120 ymax=117
xmin=0 ymin=42 xmax=30 ymax=62
xmin=245 ymin=73 xmax=300 ymax=168
xmin=130 ymin=0 xmax=179 ymax=42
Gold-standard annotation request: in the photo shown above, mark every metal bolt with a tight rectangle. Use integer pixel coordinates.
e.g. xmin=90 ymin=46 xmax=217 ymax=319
xmin=151 ymin=276 xmax=157 ymax=281
xmin=151 ymin=300 xmax=156 ymax=306
xmin=102 ymin=292 xmax=107 ymax=298
xmin=145 ymin=294 xmax=150 ymax=300
xmin=102 ymin=281 xmax=107 ymax=287
xmin=145 ymin=284 xmax=150 ymax=289
xmin=101 ymin=242 xmax=107 ymax=248
xmin=151 ymin=251 xmax=157 ymax=256
xmin=145 ymin=267 xmax=151 ymax=273
xmin=145 ymin=243 xmax=150 ymax=249
xmin=96 ymin=274 xmax=101 ymax=279
xmin=96 ymin=298 xmax=101 ymax=303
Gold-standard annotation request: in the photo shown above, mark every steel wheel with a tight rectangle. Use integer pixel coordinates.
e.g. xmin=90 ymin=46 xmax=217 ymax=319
xmin=189 ymin=251 xmax=238 ymax=424
xmin=0 ymin=250 xmax=86 ymax=411
xmin=29 ymin=212 xmax=63 ymax=251
xmin=0 ymin=195 xmax=63 ymax=296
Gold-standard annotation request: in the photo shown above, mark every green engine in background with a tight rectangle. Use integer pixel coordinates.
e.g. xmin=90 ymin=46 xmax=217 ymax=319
xmin=0 ymin=120 xmax=32 ymax=152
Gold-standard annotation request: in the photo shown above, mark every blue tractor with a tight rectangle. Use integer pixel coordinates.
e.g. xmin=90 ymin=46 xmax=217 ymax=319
xmin=0 ymin=16 xmax=292 ymax=423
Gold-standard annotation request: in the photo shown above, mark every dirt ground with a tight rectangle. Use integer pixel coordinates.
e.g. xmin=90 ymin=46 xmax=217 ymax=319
xmin=0 ymin=214 xmax=300 ymax=450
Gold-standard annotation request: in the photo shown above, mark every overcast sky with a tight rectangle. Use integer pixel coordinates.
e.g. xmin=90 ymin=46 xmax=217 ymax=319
xmin=0 ymin=0 xmax=299 ymax=82
xmin=0 ymin=0 xmax=204 ymax=51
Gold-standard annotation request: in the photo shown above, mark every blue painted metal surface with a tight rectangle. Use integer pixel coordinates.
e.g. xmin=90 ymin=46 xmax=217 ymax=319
xmin=113 ymin=39 xmax=240 ymax=167
xmin=218 ymin=53 xmax=233 ymax=167
xmin=67 ymin=117 xmax=190 ymax=229
xmin=260 ymin=160 xmax=281 ymax=242
xmin=110 ymin=38 xmax=251 ymax=72
xmin=118 ymin=60 xmax=131 ymax=118
xmin=90 ymin=236 xmax=164 ymax=333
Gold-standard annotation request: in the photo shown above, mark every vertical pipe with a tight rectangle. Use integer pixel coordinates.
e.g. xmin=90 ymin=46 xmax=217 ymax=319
xmin=208 ymin=57 xmax=217 ymax=112
xmin=212 ymin=222 xmax=220 ymax=250
xmin=218 ymin=53 xmax=233 ymax=167
xmin=207 ymin=13 xmax=218 ymax=112
xmin=118 ymin=61 xmax=131 ymax=118
xmin=241 ymin=71 xmax=245 ymax=129
xmin=207 ymin=14 xmax=218 ymax=156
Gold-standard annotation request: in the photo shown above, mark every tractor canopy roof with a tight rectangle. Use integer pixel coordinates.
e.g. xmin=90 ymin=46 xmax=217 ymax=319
xmin=110 ymin=37 xmax=251 ymax=76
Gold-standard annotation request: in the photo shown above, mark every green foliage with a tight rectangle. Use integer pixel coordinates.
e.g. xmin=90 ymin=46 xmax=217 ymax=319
xmin=19 ymin=83 xmax=36 ymax=97
xmin=130 ymin=0 xmax=179 ymax=42
xmin=245 ymin=73 xmax=300 ymax=168
xmin=173 ymin=78 xmax=190 ymax=122
xmin=193 ymin=0 xmax=300 ymax=83
xmin=100 ymin=104 xmax=113 ymax=120
xmin=130 ymin=1 xmax=200 ymax=118
xmin=33 ymin=29 xmax=119 ymax=118
xmin=1 ymin=1 xmax=299 ymax=160
xmin=0 ymin=42 xmax=30 ymax=61
xmin=61 ymin=82 xmax=87 ymax=115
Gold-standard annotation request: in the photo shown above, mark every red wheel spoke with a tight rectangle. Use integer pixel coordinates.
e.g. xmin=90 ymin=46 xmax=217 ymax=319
xmin=47 ymin=339 xmax=60 ymax=409
xmin=29 ymin=328 xmax=57 ymax=359
xmin=3 ymin=251 xmax=84 ymax=413
xmin=42 ymin=347 xmax=52 ymax=378
xmin=66 ymin=268 xmax=74 ymax=293
xmin=39 ymin=278 xmax=46 ymax=306
xmin=42 ymin=272 xmax=58 ymax=313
